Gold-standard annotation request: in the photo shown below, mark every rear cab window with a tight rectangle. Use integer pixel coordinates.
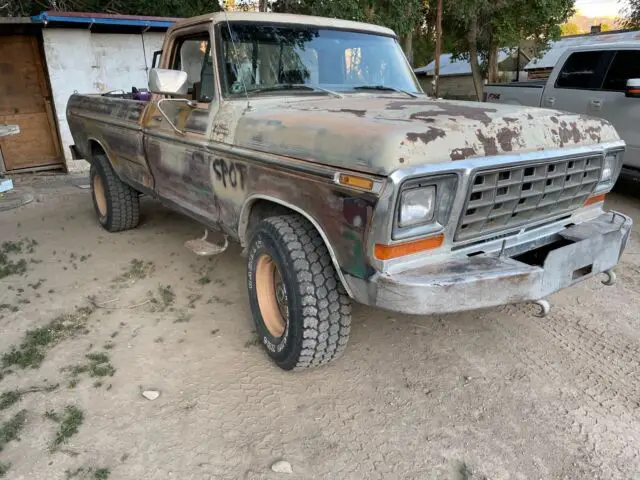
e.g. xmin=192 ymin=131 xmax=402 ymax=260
xmin=602 ymin=50 xmax=640 ymax=91
xmin=555 ymin=50 xmax=614 ymax=90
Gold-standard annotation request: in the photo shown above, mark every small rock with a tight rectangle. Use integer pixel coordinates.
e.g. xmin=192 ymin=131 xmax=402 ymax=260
xmin=271 ymin=460 xmax=293 ymax=474
xmin=142 ymin=390 xmax=160 ymax=401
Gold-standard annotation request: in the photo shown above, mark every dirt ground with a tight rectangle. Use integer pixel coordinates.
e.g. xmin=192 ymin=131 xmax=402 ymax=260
xmin=0 ymin=174 xmax=639 ymax=480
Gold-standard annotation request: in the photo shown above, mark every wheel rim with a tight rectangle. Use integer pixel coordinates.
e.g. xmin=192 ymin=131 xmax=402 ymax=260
xmin=93 ymin=174 xmax=107 ymax=217
xmin=255 ymin=254 xmax=288 ymax=337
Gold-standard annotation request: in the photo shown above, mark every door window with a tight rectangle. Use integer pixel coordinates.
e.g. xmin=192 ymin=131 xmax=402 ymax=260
xmin=602 ymin=50 xmax=640 ymax=91
xmin=555 ymin=51 xmax=612 ymax=90
xmin=171 ymin=34 xmax=215 ymax=103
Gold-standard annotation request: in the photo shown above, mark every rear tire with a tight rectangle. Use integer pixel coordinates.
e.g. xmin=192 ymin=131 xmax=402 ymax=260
xmin=247 ymin=215 xmax=352 ymax=370
xmin=90 ymin=152 xmax=140 ymax=232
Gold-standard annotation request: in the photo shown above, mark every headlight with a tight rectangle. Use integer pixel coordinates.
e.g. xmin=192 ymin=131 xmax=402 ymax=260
xmin=398 ymin=186 xmax=436 ymax=227
xmin=601 ymin=154 xmax=615 ymax=183
xmin=393 ymin=174 xmax=458 ymax=240
xmin=596 ymin=151 xmax=622 ymax=192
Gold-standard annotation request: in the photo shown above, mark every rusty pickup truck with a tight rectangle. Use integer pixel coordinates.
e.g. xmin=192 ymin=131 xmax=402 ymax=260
xmin=67 ymin=12 xmax=632 ymax=370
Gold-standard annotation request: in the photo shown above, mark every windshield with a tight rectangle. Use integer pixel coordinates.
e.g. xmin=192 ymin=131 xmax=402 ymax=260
xmin=218 ymin=23 xmax=421 ymax=96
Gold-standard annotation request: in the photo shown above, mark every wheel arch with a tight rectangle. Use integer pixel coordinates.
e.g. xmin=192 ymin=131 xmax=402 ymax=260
xmin=87 ymin=138 xmax=129 ymax=185
xmin=87 ymin=138 xmax=109 ymax=159
xmin=239 ymin=194 xmax=354 ymax=298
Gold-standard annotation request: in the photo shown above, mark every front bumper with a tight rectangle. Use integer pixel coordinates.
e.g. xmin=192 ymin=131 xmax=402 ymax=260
xmin=367 ymin=211 xmax=632 ymax=315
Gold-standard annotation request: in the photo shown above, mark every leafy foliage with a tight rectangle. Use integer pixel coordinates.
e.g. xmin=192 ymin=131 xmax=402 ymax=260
xmin=442 ymin=0 xmax=574 ymax=97
xmin=272 ymin=0 xmax=423 ymax=37
xmin=621 ymin=0 xmax=640 ymax=29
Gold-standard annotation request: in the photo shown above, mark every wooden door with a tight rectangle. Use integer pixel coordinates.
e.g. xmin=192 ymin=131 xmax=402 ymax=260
xmin=0 ymin=35 xmax=63 ymax=171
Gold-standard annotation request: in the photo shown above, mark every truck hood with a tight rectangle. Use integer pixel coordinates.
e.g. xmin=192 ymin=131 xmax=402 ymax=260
xmin=233 ymin=96 xmax=618 ymax=176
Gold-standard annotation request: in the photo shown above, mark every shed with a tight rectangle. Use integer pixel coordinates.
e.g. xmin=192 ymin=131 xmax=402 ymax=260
xmin=414 ymin=49 xmax=530 ymax=99
xmin=0 ymin=11 xmax=178 ymax=174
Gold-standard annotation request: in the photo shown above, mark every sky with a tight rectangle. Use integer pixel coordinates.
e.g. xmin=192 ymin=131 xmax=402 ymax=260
xmin=575 ymin=0 xmax=628 ymax=17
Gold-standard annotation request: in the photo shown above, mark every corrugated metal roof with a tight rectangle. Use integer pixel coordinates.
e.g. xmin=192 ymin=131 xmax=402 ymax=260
xmin=0 ymin=17 xmax=32 ymax=24
xmin=31 ymin=11 xmax=179 ymax=29
xmin=525 ymin=30 xmax=640 ymax=70
xmin=414 ymin=50 xmax=511 ymax=77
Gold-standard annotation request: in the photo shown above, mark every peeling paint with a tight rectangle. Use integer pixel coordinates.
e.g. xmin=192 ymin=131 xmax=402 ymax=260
xmin=476 ymin=131 xmax=499 ymax=156
xmin=406 ymin=127 xmax=446 ymax=145
xmin=496 ymin=127 xmax=519 ymax=152
xmin=450 ymin=147 xmax=477 ymax=161
xmin=558 ymin=121 xmax=582 ymax=147
xmin=329 ymin=108 xmax=367 ymax=118
xmin=584 ymin=126 xmax=602 ymax=142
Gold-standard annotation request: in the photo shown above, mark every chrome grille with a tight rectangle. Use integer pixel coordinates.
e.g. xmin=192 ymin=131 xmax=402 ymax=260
xmin=455 ymin=155 xmax=603 ymax=242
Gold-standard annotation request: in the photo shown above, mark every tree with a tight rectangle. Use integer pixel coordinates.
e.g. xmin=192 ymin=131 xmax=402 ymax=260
xmin=443 ymin=0 xmax=574 ymax=99
xmin=621 ymin=0 xmax=640 ymax=29
xmin=271 ymin=0 xmax=424 ymax=62
xmin=561 ymin=22 xmax=581 ymax=36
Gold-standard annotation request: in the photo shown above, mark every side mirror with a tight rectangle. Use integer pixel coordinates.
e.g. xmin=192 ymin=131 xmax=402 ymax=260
xmin=625 ymin=78 xmax=640 ymax=98
xmin=152 ymin=50 xmax=162 ymax=69
xmin=148 ymin=68 xmax=188 ymax=96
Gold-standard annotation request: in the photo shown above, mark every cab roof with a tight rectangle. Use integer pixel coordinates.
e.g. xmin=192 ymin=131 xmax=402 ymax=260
xmin=168 ymin=11 xmax=396 ymax=38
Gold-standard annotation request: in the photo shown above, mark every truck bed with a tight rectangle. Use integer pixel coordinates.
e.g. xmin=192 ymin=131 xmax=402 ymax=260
xmin=484 ymin=80 xmax=545 ymax=107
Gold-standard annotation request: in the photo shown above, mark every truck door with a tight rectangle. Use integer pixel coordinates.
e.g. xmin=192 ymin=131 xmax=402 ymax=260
xmin=143 ymin=25 xmax=220 ymax=226
xmin=542 ymin=49 xmax=614 ymax=115
xmin=595 ymin=49 xmax=640 ymax=169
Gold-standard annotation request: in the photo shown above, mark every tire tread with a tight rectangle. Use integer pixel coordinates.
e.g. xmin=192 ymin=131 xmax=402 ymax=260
xmin=92 ymin=153 xmax=140 ymax=232
xmin=261 ymin=215 xmax=352 ymax=370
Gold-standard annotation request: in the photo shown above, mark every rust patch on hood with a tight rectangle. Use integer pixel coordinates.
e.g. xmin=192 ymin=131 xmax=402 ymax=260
xmin=409 ymin=112 xmax=436 ymax=123
xmin=584 ymin=125 xmax=602 ymax=142
xmin=406 ymin=127 xmax=446 ymax=144
xmin=558 ymin=121 xmax=581 ymax=147
xmin=385 ymin=100 xmax=434 ymax=111
xmin=476 ymin=131 xmax=499 ymax=156
xmin=396 ymin=104 xmax=497 ymax=126
xmin=450 ymin=147 xmax=477 ymax=160
xmin=496 ymin=127 xmax=519 ymax=152
xmin=329 ymin=108 xmax=367 ymax=118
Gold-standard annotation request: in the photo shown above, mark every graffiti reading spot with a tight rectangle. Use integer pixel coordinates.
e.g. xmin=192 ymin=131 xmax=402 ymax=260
xmin=211 ymin=157 xmax=247 ymax=190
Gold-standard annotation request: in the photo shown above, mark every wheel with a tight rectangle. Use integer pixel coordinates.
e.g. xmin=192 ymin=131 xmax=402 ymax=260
xmin=90 ymin=151 xmax=140 ymax=232
xmin=247 ymin=215 xmax=352 ymax=370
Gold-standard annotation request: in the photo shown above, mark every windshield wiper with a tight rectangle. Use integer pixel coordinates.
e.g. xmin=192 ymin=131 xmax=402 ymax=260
xmin=353 ymin=85 xmax=418 ymax=98
xmin=248 ymin=84 xmax=343 ymax=98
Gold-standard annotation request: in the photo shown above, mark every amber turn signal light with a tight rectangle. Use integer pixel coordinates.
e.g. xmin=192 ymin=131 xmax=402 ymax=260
xmin=338 ymin=174 xmax=374 ymax=190
xmin=584 ymin=193 xmax=606 ymax=206
xmin=374 ymin=234 xmax=445 ymax=260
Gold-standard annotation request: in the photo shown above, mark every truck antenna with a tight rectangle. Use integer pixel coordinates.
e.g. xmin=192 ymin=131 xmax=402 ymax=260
xmin=222 ymin=7 xmax=252 ymax=111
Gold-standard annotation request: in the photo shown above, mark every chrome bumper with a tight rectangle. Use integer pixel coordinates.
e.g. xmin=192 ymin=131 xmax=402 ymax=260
xmin=365 ymin=211 xmax=632 ymax=315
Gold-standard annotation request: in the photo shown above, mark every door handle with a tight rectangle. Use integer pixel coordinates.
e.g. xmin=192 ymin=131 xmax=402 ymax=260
xmin=545 ymin=97 xmax=556 ymax=107
xmin=590 ymin=99 xmax=603 ymax=110
xmin=151 ymin=115 xmax=163 ymax=122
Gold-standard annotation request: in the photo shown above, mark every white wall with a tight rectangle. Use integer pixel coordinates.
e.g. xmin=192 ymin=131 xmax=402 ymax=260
xmin=42 ymin=29 xmax=165 ymax=171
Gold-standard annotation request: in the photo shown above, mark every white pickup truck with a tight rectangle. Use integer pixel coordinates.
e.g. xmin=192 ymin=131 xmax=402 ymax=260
xmin=484 ymin=42 xmax=640 ymax=179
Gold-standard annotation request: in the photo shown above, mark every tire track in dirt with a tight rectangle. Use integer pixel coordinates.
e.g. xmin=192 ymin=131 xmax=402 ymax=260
xmin=498 ymin=303 xmax=640 ymax=417
xmin=488 ymin=304 xmax=640 ymax=477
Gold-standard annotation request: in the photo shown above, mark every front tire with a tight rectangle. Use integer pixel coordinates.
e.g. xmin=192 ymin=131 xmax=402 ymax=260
xmin=247 ymin=215 xmax=352 ymax=370
xmin=90 ymin=152 xmax=140 ymax=232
